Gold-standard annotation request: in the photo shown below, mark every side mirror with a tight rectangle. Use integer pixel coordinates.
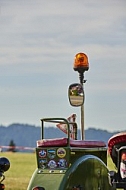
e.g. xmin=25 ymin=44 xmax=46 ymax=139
xmin=68 ymin=83 xmax=84 ymax=107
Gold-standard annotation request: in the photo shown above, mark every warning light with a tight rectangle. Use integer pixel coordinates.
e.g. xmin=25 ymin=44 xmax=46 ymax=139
xmin=73 ymin=53 xmax=89 ymax=72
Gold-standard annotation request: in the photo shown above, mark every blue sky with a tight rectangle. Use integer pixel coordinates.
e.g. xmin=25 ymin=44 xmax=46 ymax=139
xmin=0 ymin=0 xmax=126 ymax=132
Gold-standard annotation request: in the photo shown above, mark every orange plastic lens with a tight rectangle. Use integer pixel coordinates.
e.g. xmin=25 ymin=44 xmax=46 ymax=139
xmin=74 ymin=53 xmax=89 ymax=69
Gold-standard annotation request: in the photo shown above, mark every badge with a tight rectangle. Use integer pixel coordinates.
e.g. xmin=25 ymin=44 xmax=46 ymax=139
xmin=57 ymin=159 xmax=67 ymax=168
xmin=47 ymin=149 xmax=56 ymax=159
xmin=48 ymin=160 xmax=57 ymax=169
xmin=39 ymin=159 xmax=47 ymax=169
xmin=39 ymin=150 xmax=47 ymax=158
xmin=57 ymin=148 xmax=66 ymax=158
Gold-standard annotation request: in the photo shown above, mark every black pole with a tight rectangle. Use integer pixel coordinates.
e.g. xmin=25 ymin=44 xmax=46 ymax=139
xmin=79 ymin=71 xmax=85 ymax=140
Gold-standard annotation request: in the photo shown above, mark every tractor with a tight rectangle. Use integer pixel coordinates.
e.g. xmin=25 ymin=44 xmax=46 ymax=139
xmin=27 ymin=53 xmax=126 ymax=190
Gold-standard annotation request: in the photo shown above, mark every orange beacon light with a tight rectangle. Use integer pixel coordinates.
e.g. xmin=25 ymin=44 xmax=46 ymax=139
xmin=73 ymin=53 xmax=89 ymax=72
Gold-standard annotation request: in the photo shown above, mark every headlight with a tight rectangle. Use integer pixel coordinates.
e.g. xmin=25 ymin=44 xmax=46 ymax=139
xmin=0 ymin=157 xmax=10 ymax=173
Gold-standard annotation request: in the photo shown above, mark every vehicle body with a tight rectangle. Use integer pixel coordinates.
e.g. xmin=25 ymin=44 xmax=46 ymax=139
xmin=27 ymin=52 xmax=126 ymax=189
xmin=27 ymin=83 xmax=126 ymax=190
xmin=27 ymin=117 xmax=114 ymax=190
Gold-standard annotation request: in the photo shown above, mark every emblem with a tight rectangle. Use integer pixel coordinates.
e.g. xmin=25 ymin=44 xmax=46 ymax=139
xmin=57 ymin=159 xmax=67 ymax=168
xmin=47 ymin=149 xmax=56 ymax=159
xmin=39 ymin=159 xmax=47 ymax=169
xmin=57 ymin=148 xmax=66 ymax=158
xmin=39 ymin=150 xmax=47 ymax=158
xmin=48 ymin=160 xmax=57 ymax=169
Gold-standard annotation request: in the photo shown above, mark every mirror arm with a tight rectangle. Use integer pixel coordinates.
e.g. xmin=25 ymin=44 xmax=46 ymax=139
xmin=79 ymin=72 xmax=84 ymax=84
xmin=79 ymin=71 xmax=87 ymax=84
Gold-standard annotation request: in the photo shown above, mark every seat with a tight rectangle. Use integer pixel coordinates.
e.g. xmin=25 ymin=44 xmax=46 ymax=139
xmin=37 ymin=138 xmax=106 ymax=148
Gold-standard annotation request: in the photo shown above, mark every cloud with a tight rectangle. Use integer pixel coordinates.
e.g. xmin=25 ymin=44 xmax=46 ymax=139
xmin=0 ymin=0 xmax=126 ymax=130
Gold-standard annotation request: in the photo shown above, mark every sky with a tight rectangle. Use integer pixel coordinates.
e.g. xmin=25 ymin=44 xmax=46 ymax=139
xmin=0 ymin=0 xmax=126 ymax=132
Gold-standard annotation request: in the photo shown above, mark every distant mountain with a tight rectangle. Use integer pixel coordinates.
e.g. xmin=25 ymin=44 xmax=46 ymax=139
xmin=85 ymin=128 xmax=120 ymax=144
xmin=0 ymin=123 xmax=123 ymax=151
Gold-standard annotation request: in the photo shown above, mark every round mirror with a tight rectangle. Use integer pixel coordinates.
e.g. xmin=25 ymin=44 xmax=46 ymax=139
xmin=68 ymin=83 xmax=84 ymax=107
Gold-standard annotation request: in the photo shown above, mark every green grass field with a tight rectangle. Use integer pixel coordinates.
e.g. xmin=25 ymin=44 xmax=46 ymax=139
xmin=0 ymin=152 xmax=116 ymax=190
xmin=0 ymin=152 xmax=36 ymax=190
